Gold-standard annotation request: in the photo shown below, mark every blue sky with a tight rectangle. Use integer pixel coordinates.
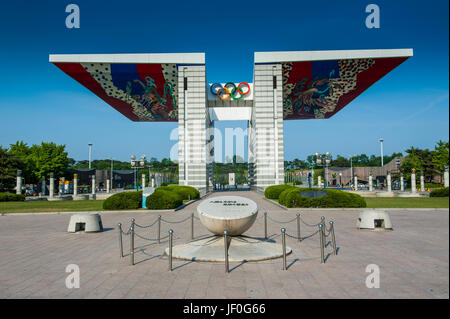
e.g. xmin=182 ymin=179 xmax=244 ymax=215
xmin=0 ymin=0 xmax=448 ymax=162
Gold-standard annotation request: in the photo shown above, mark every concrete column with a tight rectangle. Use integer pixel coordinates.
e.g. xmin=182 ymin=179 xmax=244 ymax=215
xmin=400 ymin=174 xmax=404 ymax=191
xmin=91 ymin=176 xmax=96 ymax=195
xmin=387 ymin=172 xmax=392 ymax=192
xmin=444 ymin=167 xmax=449 ymax=187
xmin=411 ymin=170 xmax=417 ymax=193
xmin=16 ymin=170 xmax=22 ymax=195
xmin=354 ymin=176 xmax=358 ymax=191
xmin=142 ymin=174 xmax=146 ymax=189
xmin=106 ymin=179 xmax=110 ymax=193
xmin=73 ymin=174 xmax=78 ymax=196
xmin=420 ymin=173 xmax=425 ymax=192
xmin=368 ymin=174 xmax=373 ymax=192
xmin=49 ymin=173 xmax=54 ymax=199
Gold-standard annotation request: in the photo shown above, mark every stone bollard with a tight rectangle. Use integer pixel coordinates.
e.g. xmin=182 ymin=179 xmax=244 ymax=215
xmin=142 ymin=174 xmax=146 ymax=188
xmin=49 ymin=173 xmax=54 ymax=199
xmin=387 ymin=172 xmax=392 ymax=192
xmin=73 ymin=174 xmax=78 ymax=196
xmin=106 ymin=179 xmax=110 ymax=194
xmin=354 ymin=176 xmax=358 ymax=191
xmin=420 ymin=173 xmax=425 ymax=192
xmin=400 ymin=174 xmax=404 ymax=192
xmin=445 ymin=166 xmax=449 ymax=188
xmin=16 ymin=170 xmax=22 ymax=195
xmin=151 ymin=177 xmax=155 ymax=188
xmin=369 ymin=174 xmax=373 ymax=192
xmin=318 ymin=176 xmax=322 ymax=187
xmin=91 ymin=175 xmax=96 ymax=195
xmin=411 ymin=169 xmax=417 ymax=193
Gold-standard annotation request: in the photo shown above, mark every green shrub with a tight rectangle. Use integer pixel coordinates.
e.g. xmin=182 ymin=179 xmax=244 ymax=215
xmin=293 ymin=180 xmax=303 ymax=186
xmin=158 ymin=185 xmax=200 ymax=200
xmin=0 ymin=193 xmax=25 ymax=202
xmin=278 ymin=188 xmax=366 ymax=208
xmin=430 ymin=187 xmax=449 ymax=197
xmin=103 ymin=191 xmax=142 ymax=210
xmin=264 ymin=185 xmax=296 ymax=200
xmin=146 ymin=189 xmax=183 ymax=209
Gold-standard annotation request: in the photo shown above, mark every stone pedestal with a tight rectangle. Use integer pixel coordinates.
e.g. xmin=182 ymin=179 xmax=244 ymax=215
xmin=16 ymin=171 xmax=22 ymax=195
xmin=400 ymin=174 xmax=404 ymax=192
xmin=106 ymin=179 xmax=110 ymax=193
xmin=91 ymin=176 xmax=96 ymax=195
xmin=445 ymin=168 xmax=449 ymax=187
xmin=411 ymin=172 xmax=417 ymax=193
xmin=73 ymin=174 xmax=78 ymax=196
xmin=420 ymin=174 xmax=425 ymax=192
xmin=369 ymin=175 xmax=373 ymax=192
xmin=151 ymin=178 xmax=155 ymax=188
xmin=387 ymin=172 xmax=392 ymax=192
xmin=142 ymin=174 xmax=146 ymax=188
xmin=49 ymin=173 xmax=54 ymax=199
xmin=318 ymin=176 xmax=322 ymax=187
xmin=354 ymin=176 xmax=358 ymax=190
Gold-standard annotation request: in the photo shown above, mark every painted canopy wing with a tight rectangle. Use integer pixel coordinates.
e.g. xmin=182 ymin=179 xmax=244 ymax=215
xmin=282 ymin=56 xmax=409 ymax=120
xmin=53 ymin=62 xmax=178 ymax=121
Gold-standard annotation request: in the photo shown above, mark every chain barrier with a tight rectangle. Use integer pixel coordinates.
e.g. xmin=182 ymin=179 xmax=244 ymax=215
xmin=299 ymin=216 xmax=322 ymax=227
xmin=285 ymin=229 xmax=319 ymax=240
xmin=160 ymin=215 xmax=192 ymax=224
xmin=134 ymin=231 xmax=169 ymax=242
xmin=134 ymin=219 xmax=159 ymax=229
xmin=266 ymin=215 xmax=298 ymax=224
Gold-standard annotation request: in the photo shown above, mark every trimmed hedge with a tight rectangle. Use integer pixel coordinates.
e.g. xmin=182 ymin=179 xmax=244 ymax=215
xmin=430 ymin=187 xmax=449 ymax=197
xmin=264 ymin=184 xmax=296 ymax=200
xmin=278 ymin=187 xmax=366 ymax=208
xmin=158 ymin=185 xmax=199 ymax=201
xmin=103 ymin=191 xmax=142 ymax=210
xmin=146 ymin=189 xmax=183 ymax=209
xmin=0 ymin=193 xmax=25 ymax=202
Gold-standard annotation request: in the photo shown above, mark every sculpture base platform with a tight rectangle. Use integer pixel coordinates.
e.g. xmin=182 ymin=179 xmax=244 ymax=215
xmin=165 ymin=235 xmax=292 ymax=262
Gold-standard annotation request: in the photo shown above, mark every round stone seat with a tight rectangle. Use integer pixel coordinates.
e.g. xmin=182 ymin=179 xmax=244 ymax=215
xmin=197 ymin=196 xmax=258 ymax=236
xmin=67 ymin=213 xmax=103 ymax=233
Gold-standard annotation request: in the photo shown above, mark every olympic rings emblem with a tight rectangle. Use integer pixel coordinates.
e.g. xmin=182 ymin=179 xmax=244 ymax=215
xmin=210 ymin=82 xmax=250 ymax=101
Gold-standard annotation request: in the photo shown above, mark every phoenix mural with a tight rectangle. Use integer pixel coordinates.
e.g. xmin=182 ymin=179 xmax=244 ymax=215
xmin=53 ymin=62 xmax=178 ymax=121
xmin=281 ymin=57 xmax=409 ymax=120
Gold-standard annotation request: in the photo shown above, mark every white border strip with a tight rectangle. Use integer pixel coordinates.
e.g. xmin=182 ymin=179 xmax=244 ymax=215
xmin=254 ymin=49 xmax=413 ymax=63
xmin=49 ymin=53 xmax=205 ymax=64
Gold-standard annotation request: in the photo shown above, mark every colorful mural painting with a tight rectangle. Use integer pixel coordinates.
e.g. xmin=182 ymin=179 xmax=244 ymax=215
xmin=281 ymin=57 xmax=409 ymax=120
xmin=53 ymin=62 xmax=178 ymax=121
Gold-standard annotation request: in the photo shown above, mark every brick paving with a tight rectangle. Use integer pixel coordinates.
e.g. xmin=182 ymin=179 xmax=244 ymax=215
xmin=0 ymin=191 xmax=448 ymax=299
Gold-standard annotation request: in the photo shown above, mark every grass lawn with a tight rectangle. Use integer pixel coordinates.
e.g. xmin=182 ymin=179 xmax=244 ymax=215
xmin=0 ymin=200 xmax=105 ymax=214
xmin=365 ymin=197 xmax=449 ymax=208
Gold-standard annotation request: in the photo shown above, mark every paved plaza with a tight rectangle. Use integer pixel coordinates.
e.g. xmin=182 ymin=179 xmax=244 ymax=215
xmin=0 ymin=191 xmax=448 ymax=299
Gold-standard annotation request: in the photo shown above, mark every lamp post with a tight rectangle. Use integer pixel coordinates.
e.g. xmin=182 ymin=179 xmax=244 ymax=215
xmin=339 ymin=172 xmax=342 ymax=189
xmin=131 ymin=154 xmax=146 ymax=190
xmin=349 ymin=154 xmax=354 ymax=187
xmin=315 ymin=152 xmax=331 ymax=188
xmin=379 ymin=138 xmax=384 ymax=167
xmin=88 ymin=143 xmax=93 ymax=169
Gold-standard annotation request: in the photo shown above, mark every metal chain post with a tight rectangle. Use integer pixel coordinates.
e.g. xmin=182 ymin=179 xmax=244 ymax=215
xmin=296 ymin=213 xmax=301 ymax=242
xmin=157 ymin=215 xmax=161 ymax=244
xmin=264 ymin=211 xmax=267 ymax=239
xmin=130 ymin=225 xmax=135 ymax=266
xmin=168 ymin=229 xmax=173 ymax=271
xmin=330 ymin=221 xmax=337 ymax=255
xmin=191 ymin=212 xmax=194 ymax=240
xmin=318 ymin=224 xmax=324 ymax=264
xmin=281 ymin=228 xmax=287 ymax=270
xmin=224 ymin=230 xmax=229 ymax=273
xmin=117 ymin=222 xmax=123 ymax=258
xmin=321 ymin=216 xmax=325 ymax=226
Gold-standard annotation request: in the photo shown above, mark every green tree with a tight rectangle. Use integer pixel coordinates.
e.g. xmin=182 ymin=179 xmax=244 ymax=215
xmin=0 ymin=146 xmax=23 ymax=192
xmin=432 ymin=140 xmax=449 ymax=173
xmin=29 ymin=142 xmax=69 ymax=180
xmin=8 ymin=141 xmax=36 ymax=183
